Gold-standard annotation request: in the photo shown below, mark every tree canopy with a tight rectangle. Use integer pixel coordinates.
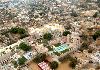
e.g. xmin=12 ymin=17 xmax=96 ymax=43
xmin=93 ymin=30 xmax=100 ymax=40
xmin=63 ymin=31 xmax=71 ymax=36
xmin=69 ymin=60 xmax=77 ymax=69
xmin=43 ymin=33 xmax=53 ymax=40
xmin=68 ymin=56 xmax=78 ymax=69
xmin=18 ymin=56 xmax=27 ymax=65
xmin=19 ymin=42 xmax=31 ymax=51
xmin=33 ymin=53 xmax=46 ymax=63
xmin=10 ymin=27 xmax=28 ymax=39
xmin=79 ymin=42 xmax=88 ymax=52
xmin=50 ymin=61 xmax=58 ymax=69
xmin=70 ymin=10 xmax=78 ymax=17
xmin=10 ymin=27 xmax=26 ymax=34
xmin=93 ymin=12 xmax=98 ymax=18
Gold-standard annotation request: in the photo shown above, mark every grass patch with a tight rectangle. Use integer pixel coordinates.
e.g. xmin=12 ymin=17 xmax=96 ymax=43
xmin=54 ymin=43 xmax=61 ymax=47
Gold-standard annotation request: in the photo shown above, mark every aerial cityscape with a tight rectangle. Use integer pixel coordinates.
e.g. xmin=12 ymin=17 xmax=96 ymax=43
xmin=0 ymin=0 xmax=100 ymax=70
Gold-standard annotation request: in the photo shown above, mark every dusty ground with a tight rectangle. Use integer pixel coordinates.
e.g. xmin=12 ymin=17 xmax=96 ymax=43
xmin=28 ymin=62 xmax=41 ymax=70
xmin=57 ymin=61 xmax=72 ymax=70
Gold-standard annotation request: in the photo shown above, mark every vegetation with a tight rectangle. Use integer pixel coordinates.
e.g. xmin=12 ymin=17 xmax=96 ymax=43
xmin=86 ymin=0 xmax=91 ymax=2
xmin=93 ymin=30 xmax=100 ymax=40
xmin=59 ymin=54 xmax=78 ymax=69
xmin=70 ymin=10 xmax=78 ymax=17
xmin=54 ymin=43 xmax=61 ymax=47
xmin=18 ymin=56 xmax=27 ymax=65
xmin=12 ymin=61 xmax=18 ymax=68
xmin=97 ymin=0 xmax=100 ymax=3
xmin=43 ymin=33 xmax=53 ymax=41
xmin=80 ymin=34 xmax=88 ymax=41
xmin=19 ymin=42 xmax=31 ymax=51
xmin=10 ymin=27 xmax=28 ymax=39
xmin=33 ymin=53 xmax=46 ymax=63
xmin=93 ymin=12 xmax=98 ymax=18
xmin=20 ymin=34 xmax=28 ymax=39
xmin=50 ymin=61 xmax=58 ymax=69
xmin=69 ymin=60 xmax=78 ymax=69
xmin=10 ymin=27 xmax=26 ymax=34
xmin=62 ymin=31 xmax=71 ymax=36
xmin=88 ymin=49 xmax=93 ymax=53
xmin=79 ymin=42 xmax=88 ymax=52
xmin=46 ymin=46 xmax=53 ymax=51
xmin=64 ymin=55 xmax=78 ymax=69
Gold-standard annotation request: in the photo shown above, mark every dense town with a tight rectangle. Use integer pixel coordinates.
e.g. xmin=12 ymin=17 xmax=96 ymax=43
xmin=0 ymin=0 xmax=100 ymax=70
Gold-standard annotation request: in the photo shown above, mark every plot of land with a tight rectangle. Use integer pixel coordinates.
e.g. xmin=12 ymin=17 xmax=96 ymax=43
xmin=28 ymin=62 xmax=41 ymax=70
xmin=57 ymin=61 xmax=72 ymax=70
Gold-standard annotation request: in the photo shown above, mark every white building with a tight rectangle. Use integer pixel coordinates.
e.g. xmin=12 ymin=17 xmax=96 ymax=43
xmin=90 ymin=51 xmax=100 ymax=64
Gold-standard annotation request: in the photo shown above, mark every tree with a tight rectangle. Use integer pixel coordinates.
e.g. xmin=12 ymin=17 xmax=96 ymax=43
xmin=88 ymin=49 xmax=93 ymax=53
xmin=12 ymin=61 xmax=18 ymax=68
xmin=33 ymin=53 xmax=46 ymax=63
xmin=79 ymin=42 xmax=88 ymax=52
xmin=20 ymin=34 xmax=28 ymax=39
xmin=19 ymin=42 xmax=31 ymax=51
xmin=86 ymin=0 xmax=91 ymax=2
xmin=50 ymin=61 xmax=58 ymax=69
xmin=69 ymin=61 xmax=77 ymax=69
xmin=80 ymin=34 xmax=88 ymax=41
xmin=69 ymin=57 xmax=78 ymax=69
xmin=93 ymin=12 xmax=98 ymax=18
xmin=93 ymin=30 xmax=100 ymax=40
xmin=18 ymin=56 xmax=27 ymax=65
xmin=43 ymin=33 xmax=53 ymax=40
xmin=10 ymin=27 xmax=18 ymax=34
xmin=10 ymin=27 xmax=26 ymax=34
xmin=70 ymin=10 xmax=78 ymax=17
xmin=18 ymin=28 xmax=26 ymax=34
xmin=63 ymin=31 xmax=71 ymax=36
xmin=97 ymin=0 xmax=100 ymax=3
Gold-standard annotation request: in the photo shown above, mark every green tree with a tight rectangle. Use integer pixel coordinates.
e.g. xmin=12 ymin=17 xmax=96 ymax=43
xmin=19 ymin=42 xmax=31 ymax=51
xmin=20 ymin=34 xmax=28 ymax=39
xmin=69 ymin=57 xmax=78 ymax=69
xmin=69 ymin=61 xmax=77 ymax=69
xmin=63 ymin=31 xmax=71 ymax=36
xmin=80 ymin=34 xmax=88 ymax=41
xmin=33 ymin=53 xmax=46 ymax=63
xmin=43 ymin=33 xmax=53 ymax=40
xmin=93 ymin=30 xmax=100 ymax=40
xmin=97 ymin=0 xmax=100 ymax=3
xmin=18 ymin=28 xmax=26 ymax=34
xmin=70 ymin=10 xmax=78 ymax=17
xmin=93 ymin=12 xmax=98 ymax=18
xmin=12 ymin=61 xmax=18 ymax=68
xmin=50 ymin=61 xmax=58 ymax=69
xmin=86 ymin=0 xmax=91 ymax=2
xmin=79 ymin=42 xmax=88 ymax=52
xmin=18 ymin=56 xmax=27 ymax=65
xmin=10 ymin=27 xmax=18 ymax=34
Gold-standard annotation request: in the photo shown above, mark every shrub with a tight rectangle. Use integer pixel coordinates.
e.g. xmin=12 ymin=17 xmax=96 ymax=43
xmin=43 ymin=33 xmax=53 ymax=40
xmin=50 ymin=61 xmax=58 ymax=69
xmin=10 ymin=27 xmax=19 ymax=34
xmin=93 ymin=30 xmax=100 ymax=40
xmin=19 ymin=42 xmax=31 ymax=51
xmin=63 ymin=31 xmax=71 ymax=36
xmin=18 ymin=56 xmax=27 ymax=65
xmin=33 ymin=53 xmax=46 ymax=63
